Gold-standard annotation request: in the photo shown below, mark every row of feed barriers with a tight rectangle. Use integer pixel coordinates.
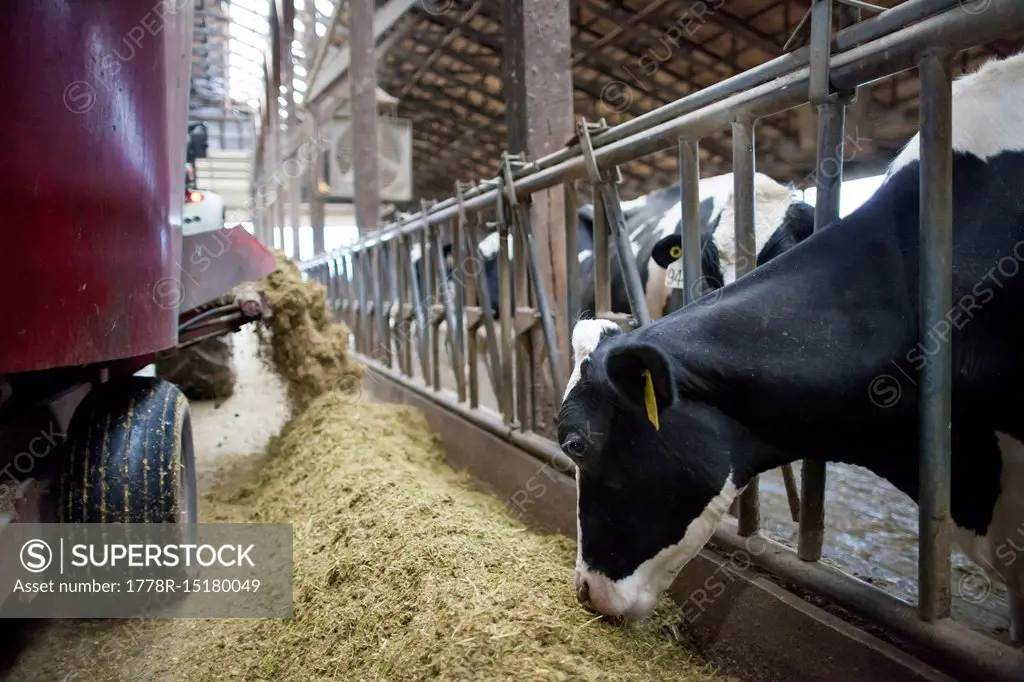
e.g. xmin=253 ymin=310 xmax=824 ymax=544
xmin=290 ymin=1 xmax=1024 ymax=679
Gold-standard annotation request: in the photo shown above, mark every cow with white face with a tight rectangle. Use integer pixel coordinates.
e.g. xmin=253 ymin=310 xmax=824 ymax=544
xmin=649 ymin=199 xmax=817 ymax=293
xmin=558 ymin=52 xmax=1024 ymax=642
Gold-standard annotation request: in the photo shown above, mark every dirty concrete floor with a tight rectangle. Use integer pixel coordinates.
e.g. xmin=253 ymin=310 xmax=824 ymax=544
xmin=186 ymin=327 xmax=290 ymax=490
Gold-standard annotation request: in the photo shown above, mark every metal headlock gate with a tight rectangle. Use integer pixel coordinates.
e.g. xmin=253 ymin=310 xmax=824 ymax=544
xmin=298 ymin=1 xmax=1024 ymax=679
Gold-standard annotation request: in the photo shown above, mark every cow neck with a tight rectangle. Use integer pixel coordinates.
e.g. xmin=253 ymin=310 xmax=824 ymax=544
xmin=632 ymin=183 xmax=923 ymax=482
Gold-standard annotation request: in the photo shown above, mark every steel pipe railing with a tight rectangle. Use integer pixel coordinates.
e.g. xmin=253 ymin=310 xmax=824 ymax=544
xmin=303 ymin=0 xmax=1020 ymax=261
xmin=296 ymin=0 xmax=962 ymax=258
xmin=917 ymin=47 xmax=955 ymax=624
xmin=731 ymin=118 xmax=760 ymax=538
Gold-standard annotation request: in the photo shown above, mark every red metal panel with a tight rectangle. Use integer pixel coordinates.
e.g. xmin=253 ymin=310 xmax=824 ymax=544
xmin=0 ymin=0 xmax=193 ymax=373
xmin=179 ymin=227 xmax=279 ymax=313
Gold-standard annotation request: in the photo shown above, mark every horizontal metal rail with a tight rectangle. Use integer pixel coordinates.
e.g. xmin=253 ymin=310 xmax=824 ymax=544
xmin=305 ymin=0 xmax=1006 ymax=262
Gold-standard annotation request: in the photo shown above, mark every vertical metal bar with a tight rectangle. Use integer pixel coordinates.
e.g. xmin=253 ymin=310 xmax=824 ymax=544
xmin=517 ymin=204 xmax=568 ymax=394
xmin=433 ymin=227 xmax=466 ymax=401
xmin=355 ymin=251 xmax=367 ymax=355
xmin=593 ymin=187 xmax=612 ymax=316
xmin=918 ymin=48 xmax=954 ymax=623
xmin=417 ymin=228 xmax=432 ymax=384
xmin=289 ymin=176 xmax=302 ymax=261
xmin=400 ymin=238 xmax=414 ymax=377
xmin=798 ymin=0 xmax=844 ymax=563
xmin=336 ymin=256 xmax=346 ymax=322
xmin=514 ymin=219 xmax=531 ymax=428
xmin=468 ymin=322 xmax=480 ymax=409
xmin=600 ymin=184 xmax=651 ymax=326
xmin=732 ymin=121 xmax=758 ymax=282
xmin=452 ymin=218 xmax=468 ymax=403
xmin=373 ymin=244 xmax=389 ymax=365
xmin=732 ymin=118 xmax=761 ymax=537
xmin=390 ymin=244 xmax=404 ymax=374
xmin=405 ymin=234 xmax=424 ymax=379
xmin=462 ymin=212 xmax=481 ymax=408
xmin=564 ymin=181 xmax=580 ymax=370
xmin=365 ymin=248 xmax=376 ymax=355
xmin=497 ymin=191 xmax=516 ymax=424
xmin=782 ymin=465 xmax=802 ymax=523
xmin=680 ymin=138 xmax=702 ymax=307
xmin=346 ymin=254 xmax=354 ymax=329
xmin=347 ymin=253 xmax=356 ymax=350
xmin=427 ymin=228 xmax=441 ymax=391
xmin=798 ymin=103 xmax=846 ymax=561
xmin=808 ymin=0 xmax=833 ymax=105
xmin=387 ymin=240 xmax=402 ymax=368
xmin=326 ymin=258 xmax=337 ymax=320
xmin=274 ymin=184 xmax=287 ymax=257
xmin=461 ymin=215 xmax=504 ymax=404
xmin=366 ymin=249 xmax=376 ymax=354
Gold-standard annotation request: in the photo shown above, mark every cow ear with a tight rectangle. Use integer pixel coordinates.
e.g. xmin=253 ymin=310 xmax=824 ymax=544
xmin=603 ymin=342 xmax=677 ymax=429
xmin=651 ymin=235 xmax=682 ymax=269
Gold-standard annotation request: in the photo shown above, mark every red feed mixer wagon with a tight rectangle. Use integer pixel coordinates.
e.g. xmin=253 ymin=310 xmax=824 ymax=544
xmin=0 ymin=3 xmax=276 ymax=536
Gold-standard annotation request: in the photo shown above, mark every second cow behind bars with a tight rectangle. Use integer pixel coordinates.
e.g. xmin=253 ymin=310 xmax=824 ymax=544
xmin=576 ymin=172 xmax=816 ymax=321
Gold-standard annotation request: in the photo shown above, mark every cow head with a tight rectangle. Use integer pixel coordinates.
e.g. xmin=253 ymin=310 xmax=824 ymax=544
xmin=649 ymin=200 xmax=818 ymax=296
xmin=557 ymin=319 xmax=744 ymax=622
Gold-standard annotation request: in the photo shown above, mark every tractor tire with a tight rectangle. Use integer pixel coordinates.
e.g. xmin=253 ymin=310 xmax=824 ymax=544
xmin=55 ymin=377 xmax=197 ymax=529
xmin=155 ymin=334 xmax=237 ymax=402
xmin=52 ymin=377 xmax=198 ymax=614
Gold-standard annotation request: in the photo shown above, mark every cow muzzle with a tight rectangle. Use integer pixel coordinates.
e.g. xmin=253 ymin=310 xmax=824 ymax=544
xmin=573 ymin=568 xmax=657 ymax=623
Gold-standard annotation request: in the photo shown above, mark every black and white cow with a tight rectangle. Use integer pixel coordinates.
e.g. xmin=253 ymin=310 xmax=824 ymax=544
xmin=556 ymin=52 xmax=1024 ymax=642
xmin=649 ymin=199 xmax=818 ymax=286
xmin=575 ymin=191 xmax=664 ymax=265
xmin=577 ymin=173 xmax=816 ymax=321
xmin=475 ymin=216 xmax=600 ymax=320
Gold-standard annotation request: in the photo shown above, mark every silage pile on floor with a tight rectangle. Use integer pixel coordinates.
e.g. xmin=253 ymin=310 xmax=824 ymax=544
xmin=176 ymin=394 xmax=727 ymax=681
xmin=255 ymin=252 xmax=363 ymax=413
xmin=4 ymin=252 xmax=727 ymax=681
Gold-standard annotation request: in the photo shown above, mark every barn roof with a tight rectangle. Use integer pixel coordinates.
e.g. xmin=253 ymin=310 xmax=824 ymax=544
xmin=301 ymin=0 xmax=1022 ymax=206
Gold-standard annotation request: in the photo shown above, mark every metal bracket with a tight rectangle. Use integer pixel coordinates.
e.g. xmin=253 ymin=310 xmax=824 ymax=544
xmin=419 ymin=199 xmax=434 ymax=234
xmin=576 ymin=117 xmax=623 ymax=186
xmin=805 ymin=1 xmax=864 ymax=108
xmin=500 ymin=152 xmax=527 ymax=207
xmin=454 ymin=180 xmax=471 ymax=225
xmin=576 ymin=117 xmax=604 ymax=185
xmin=808 ymin=0 xmax=835 ymax=107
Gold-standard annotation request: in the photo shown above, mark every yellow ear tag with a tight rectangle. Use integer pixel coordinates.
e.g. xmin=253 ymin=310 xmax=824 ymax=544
xmin=642 ymin=369 xmax=659 ymax=431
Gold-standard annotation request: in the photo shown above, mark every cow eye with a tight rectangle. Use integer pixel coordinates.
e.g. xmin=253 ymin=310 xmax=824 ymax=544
xmin=562 ymin=436 xmax=587 ymax=458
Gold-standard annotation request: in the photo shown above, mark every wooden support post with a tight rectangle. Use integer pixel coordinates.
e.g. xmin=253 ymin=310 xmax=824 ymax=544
xmin=503 ymin=0 xmax=573 ymax=436
xmin=350 ymin=0 xmax=380 ymax=235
